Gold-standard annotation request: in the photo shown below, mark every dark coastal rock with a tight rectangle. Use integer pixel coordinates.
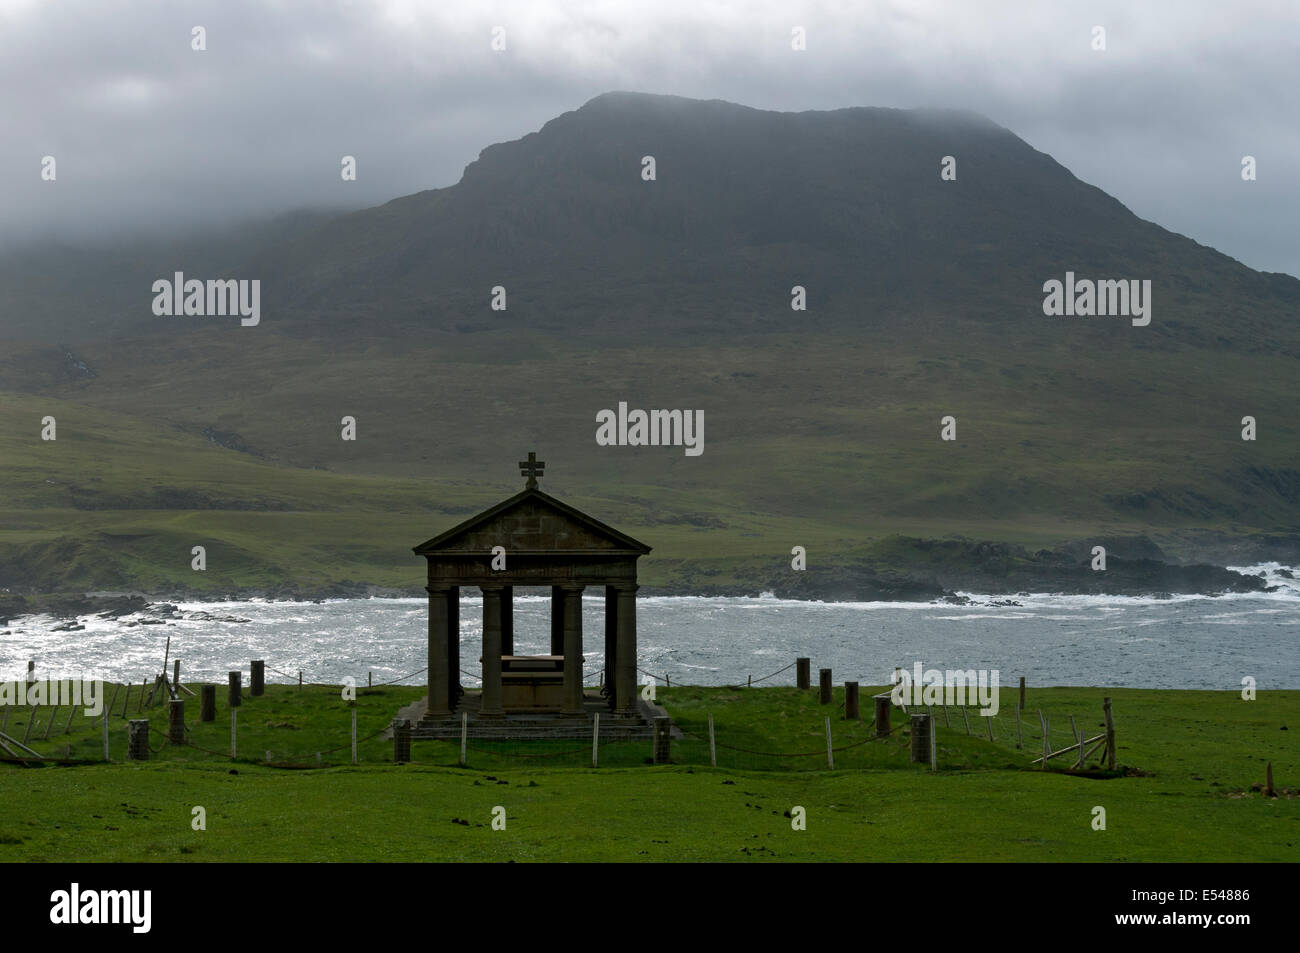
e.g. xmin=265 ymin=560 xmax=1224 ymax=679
xmin=97 ymin=597 xmax=148 ymax=618
xmin=761 ymin=565 xmax=951 ymax=603
xmin=1056 ymin=535 xmax=1168 ymax=563
xmin=2 ymin=592 xmax=149 ymax=622
xmin=186 ymin=610 xmax=250 ymax=623
xmin=861 ymin=535 xmax=1272 ymax=598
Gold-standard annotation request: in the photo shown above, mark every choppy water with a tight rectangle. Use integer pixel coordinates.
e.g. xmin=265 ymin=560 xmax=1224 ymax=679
xmin=3 ymin=564 xmax=1298 ymax=690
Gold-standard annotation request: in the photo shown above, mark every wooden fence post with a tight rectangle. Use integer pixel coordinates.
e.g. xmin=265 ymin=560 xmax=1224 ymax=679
xmin=1019 ymin=676 xmax=1026 ymax=711
xmin=819 ymin=669 xmax=832 ymax=704
xmin=137 ymin=677 xmax=147 ymax=712
xmin=168 ymin=699 xmax=185 ymax=744
xmin=1103 ymin=698 xmax=1116 ymax=771
xmin=796 ymin=657 xmax=810 ymax=690
xmin=825 ymin=717 xmax=834 ymax=770
xmin=22 ymin=705 xmax=37 ymax=744
xmin=653 ymin=716 xmax=671 ymax=764
xmin=1038 ymin=711 xmax=1049 ymax=769
xmin=228 ymin=671 xmax=242 ymax=707
xmin=103 ymin=684 xmax=121 ymax=726
xmin=43 ymin=706 xmax=58 ymax=741
xmin=910 ymin=713 xmax=932 ymax=765
xmin=62 ymin=703 xmax=75 ymax=734
xmin=393 ymin=718 xmax=411 ymax=763
xmin=200 ymin=684 xmax=216 ymax=722
xmin=873 ymin=693 xmax=891 ymax=738
xmin=1015 ymin=705 xmax=1023 ymax=749
xmin=231 ymin=709 xmax=237 ymax=759
xmin=961 ymin=705 xmax=971 ymax=736
xmin=844 ymin=681 xmax=860 ymax=720
xmin=120 ymin=682 xmax=131 ymax=717
xmin=250 ymin=660 xmax=265 ymax=697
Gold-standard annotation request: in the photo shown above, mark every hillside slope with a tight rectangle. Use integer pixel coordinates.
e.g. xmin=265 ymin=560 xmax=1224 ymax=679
xmin=0 ymin=92 xmax=1297 ymax=594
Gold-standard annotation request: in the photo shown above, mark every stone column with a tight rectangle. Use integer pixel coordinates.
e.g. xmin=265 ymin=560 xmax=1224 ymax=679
xmin=615 ymin=584 xmax=638 ymax=717
xmin=562 ymin=585 xmax=585 ymax=715
xmin=127 ymin=720 xmax=149 ymax=761
xmin=447 ymin=586 xmax=460 ymax=707
xmin=501 ymin=585 xmax=514 ymax=657
xmin=426 ymin=586 xmax=451 ymax=717
xmin=550 ymin=585 xmax=565 ymax=655
xmin=480 ymin=586 xmax=504 ymax=717
xmin=603 ymin=585 xmax=618 ymax=707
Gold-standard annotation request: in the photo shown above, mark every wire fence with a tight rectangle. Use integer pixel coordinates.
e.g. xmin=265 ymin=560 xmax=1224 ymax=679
xmin=14 ymin=653 xmax=812 ymax=696
xmin=1 ymin=662 xmax=1116 ymax=774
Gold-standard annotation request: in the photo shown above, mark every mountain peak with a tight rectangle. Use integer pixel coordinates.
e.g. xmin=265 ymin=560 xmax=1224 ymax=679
xmin=572 ymin=90 xmax=1002 ymax=131
xmin=233 ymin=89 xmax=1299 ymax=339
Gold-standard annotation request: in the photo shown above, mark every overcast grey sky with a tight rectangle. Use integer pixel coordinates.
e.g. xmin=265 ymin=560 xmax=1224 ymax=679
xmin=2 ymin=0 xmax=1297 ymax=275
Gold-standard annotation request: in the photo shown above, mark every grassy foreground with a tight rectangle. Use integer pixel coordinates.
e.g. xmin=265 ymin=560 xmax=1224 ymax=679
xmin=0 ymin=684 xmax=1295 ymax=862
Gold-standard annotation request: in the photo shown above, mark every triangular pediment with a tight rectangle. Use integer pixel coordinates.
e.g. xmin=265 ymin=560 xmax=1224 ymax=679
xmin=413 ymin=488 xmax=651 ymax=555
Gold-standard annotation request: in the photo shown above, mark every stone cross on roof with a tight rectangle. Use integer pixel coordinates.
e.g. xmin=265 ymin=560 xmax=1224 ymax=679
xmin=519 ymin=451 xmax=545 ymax=489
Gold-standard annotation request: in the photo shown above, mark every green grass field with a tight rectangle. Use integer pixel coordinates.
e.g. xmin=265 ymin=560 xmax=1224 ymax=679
xmin=1 ymin=684 xmax=1295 ymax=861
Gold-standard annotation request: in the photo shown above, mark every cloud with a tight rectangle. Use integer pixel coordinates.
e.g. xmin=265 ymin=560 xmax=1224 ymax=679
xmin=1 ymin=0 xmax=1296 ymax=275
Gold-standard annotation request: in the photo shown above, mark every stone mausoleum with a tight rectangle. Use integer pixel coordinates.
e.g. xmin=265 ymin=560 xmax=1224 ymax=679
xmin=407 ymin=454 xmax=663 ymax=738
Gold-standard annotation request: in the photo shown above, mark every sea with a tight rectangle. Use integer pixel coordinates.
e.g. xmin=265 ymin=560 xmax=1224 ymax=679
xmin=4 ymin=563 xmax=1298 ymax=690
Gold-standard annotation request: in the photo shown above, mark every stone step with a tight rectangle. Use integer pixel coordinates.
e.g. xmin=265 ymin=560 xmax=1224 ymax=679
xmin=399 ymin=694 xmax=679 ymax=741
xmin=412 ymin=728 xmax=655 ymax=741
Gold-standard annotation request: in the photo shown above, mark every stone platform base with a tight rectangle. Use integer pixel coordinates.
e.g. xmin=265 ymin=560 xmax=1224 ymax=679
xmin=394 ymin=690 xmax=679 ymax=741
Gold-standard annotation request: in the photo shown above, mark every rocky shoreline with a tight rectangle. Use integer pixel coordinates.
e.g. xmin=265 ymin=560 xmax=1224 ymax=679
xmin=0 ymin=547 xmax=1286 ymax=628
xmin=0 ymin=593 xmax=255 ymax=627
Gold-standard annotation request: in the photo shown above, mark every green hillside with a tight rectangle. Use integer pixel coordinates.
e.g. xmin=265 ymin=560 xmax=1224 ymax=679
xmin=1 ymin=93 xmax=1298 ymax=595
